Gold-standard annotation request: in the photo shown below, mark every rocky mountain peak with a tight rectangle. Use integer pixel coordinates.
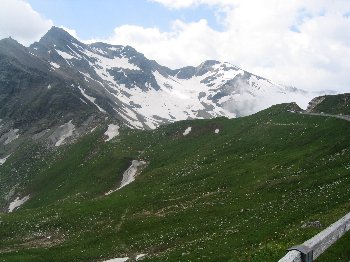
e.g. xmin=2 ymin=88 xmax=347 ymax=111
xmin=0 ymin=37 xmax=27 ymax=55
xmin=38 ymin=26 xmax=79 ymax=46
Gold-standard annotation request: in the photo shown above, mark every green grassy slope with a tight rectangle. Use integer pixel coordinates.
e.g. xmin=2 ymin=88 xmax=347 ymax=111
xmin=0 ymin=103 xmax=349 ymax=261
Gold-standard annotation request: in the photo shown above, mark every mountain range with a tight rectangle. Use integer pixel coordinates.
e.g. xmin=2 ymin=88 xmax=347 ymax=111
xmin=1 ymin=26 xmax=327 ymax=133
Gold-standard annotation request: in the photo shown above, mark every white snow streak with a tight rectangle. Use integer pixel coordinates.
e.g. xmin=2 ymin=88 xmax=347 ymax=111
xmin=118 ymin=160 xmax=146 ymax=189
xmin=0 ymin=154 xmax=11 ymax=166
xmin=105 ymin=160 xmax=146 ymax=195
xmin=103 ymin=253 xmax=147 ymax=262
xmin=136 ymin=254 xmax=147 ymax=260
xmin=77 ymin=85 xmax=106 ymax=113
xmin=4 ymin=129 xmax=19 ymax=145
xmin=183 ymin=127 xmax=192 ymax=136
xmin=81 ymin=48 xmax=140 ymax=85
xmin=8 ymin=195 xmax=30 ymax=213
xmin=104 ymin=124 xmax=120 ymax=142
xmin=56 ymin=50 xmax=75 ymax=60
xmin=55 ymin=120 xmax=75 ymax=147
xmin=103 ymin=258 xmax=128 ymax=262
xmin=50 ymin=62 xmax=60 ymax=69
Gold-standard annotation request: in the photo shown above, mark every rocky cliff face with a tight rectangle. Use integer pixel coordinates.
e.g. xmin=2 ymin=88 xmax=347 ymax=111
xmin=306 ymin=93 xmax=350 ymax=115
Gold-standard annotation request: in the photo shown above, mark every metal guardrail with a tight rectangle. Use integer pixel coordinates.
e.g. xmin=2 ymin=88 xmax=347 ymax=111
xmin=279 ymin=211 xmax=350 ymax=262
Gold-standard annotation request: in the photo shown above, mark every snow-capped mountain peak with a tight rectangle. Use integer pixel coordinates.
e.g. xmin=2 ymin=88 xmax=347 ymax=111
xmin=26 ymin=27 xmax=319 ymax=129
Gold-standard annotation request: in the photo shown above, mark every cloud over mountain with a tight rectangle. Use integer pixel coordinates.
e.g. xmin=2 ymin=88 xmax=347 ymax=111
xmin=0 ymin=0 xmax=53 ymax=45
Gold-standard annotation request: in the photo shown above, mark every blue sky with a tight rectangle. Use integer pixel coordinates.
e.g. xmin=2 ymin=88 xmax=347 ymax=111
xmin=26 ymin=0 xmax=222 ymax=39
xmin=1 ymin=0 xmax=350 ymax=92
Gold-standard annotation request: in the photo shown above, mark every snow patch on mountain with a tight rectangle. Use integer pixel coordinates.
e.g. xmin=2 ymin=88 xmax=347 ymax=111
xmin=106 ymin=69 xmax=238 ymax=129
xmin=183 ymin=127 xmax=192 ymax=136
xmin=104 ymin=124 xmax=120 ymax=142
xmin=8 ymin=195 xmax=30 ymax=213
xmin=114 ymin=106 xmax=144 ymax=129
xmin=105 ymin=160 xmax=146 ymax=195
xmin=118 ymin=160 xmax=146 ymax=189
xmin=103 ymin=254 xmax=146 ymax=262
xmin=2 ymin=129 xmax=20 ymax=145
xmin=81 ymin=48 xmax=141 ymax=86
xmin=56 ymin=49 xmax=75 ymax=60
xmin=50 ymin=62 xmax=60 ymax=69
xmin=54 ymin=120 xmax=75 ymax=146
xmin=0 ymin=154 xmax=11 ymax=166
xmin=103 ymin=258 xmax=128 ymax=262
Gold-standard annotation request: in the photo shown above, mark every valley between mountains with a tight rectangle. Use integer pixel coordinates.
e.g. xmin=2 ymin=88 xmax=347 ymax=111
xmin=0 ymin=26 xmax=349 ymax=261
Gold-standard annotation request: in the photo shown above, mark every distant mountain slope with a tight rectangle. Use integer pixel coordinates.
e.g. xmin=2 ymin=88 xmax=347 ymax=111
xmin=1 ymin=26 xmax=328 ymax=162
xmin=0 ymin=36 xmax=109 ymax=161
xmin=307 ymin=93 xmax=350 ymax=115
xmin=27 ymin=26 xmax=318 ymax=129
xmin=0 ymin=26 xmax=330 ymax=137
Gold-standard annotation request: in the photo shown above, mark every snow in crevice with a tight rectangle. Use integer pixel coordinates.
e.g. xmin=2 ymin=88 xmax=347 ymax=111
xmin=104 ymin=124 xmax=120 ymax=142
xmin=77 ymin=85 xmax=106 ymax=113
xmin=67 ymin=45 xmax=82 ymax=58
xmin=108 ymin=47 xmax=122 ymax=52
xmin=183 ymin=127 xmax=192 ymax=136
xmin=90 ymin=126 xmax=98 ymax=133
xmin=80 ymin=98 xmax=88 ymax=105
xmin=0 ymin=154 xmax=11 ymax=166
xmin=3 ymin=129 xmax=20 ymax=145
xmin=8 ymin=195 xmax=30 ymax=213
xmin=50 ymin=62 xmax=60 ymax=69
xmin=103 ymin=254 xmax=147 ymax=262
xmin=55 ymin=120 xmax=75 ymax=147
xmin=118 ymin=160 xmax=146 ymax=189
xmin=136 ymin=254 xmax=147 ymax=260
xmin=56 ymin=49 xmax=75 ymax=60
xmin=104 ymin=258 xmax=128 ymax=262
xmin=80 ymin=71 xmax=105 ymax=87
xmin=105 ymin=160 xmax=146 ymax=195
xmin=114 ymin=107 xmax=143 ymax=130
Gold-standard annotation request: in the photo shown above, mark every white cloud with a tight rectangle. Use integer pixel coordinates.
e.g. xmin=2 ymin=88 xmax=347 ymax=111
xmin=59 ymin=26 xmax=79 ymax=39
xmin=150 ymin=0 xmax=234 ymax=9
xmin=105 ymin=19 xmax=219 ymax=67
xmin=0 ymin=0 xmax=53 ymax=46
xmin=99 ymin=0 xmax=350 ymax=93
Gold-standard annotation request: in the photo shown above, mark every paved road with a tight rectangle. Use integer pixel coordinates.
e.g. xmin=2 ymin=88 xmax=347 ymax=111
xmin=301 ymin=112 xmax=350 ymax=122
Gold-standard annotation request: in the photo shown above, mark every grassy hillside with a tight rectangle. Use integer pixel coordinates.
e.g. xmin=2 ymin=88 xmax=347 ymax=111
xmin=0 ymin=103 xmax=350 ymax=261
xmin=309 ymin=93 xmax=350 ymax=115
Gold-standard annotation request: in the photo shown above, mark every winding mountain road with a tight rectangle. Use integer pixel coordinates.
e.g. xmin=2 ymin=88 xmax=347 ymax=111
xmin=301 ymin=112 xmax=350 ymax=122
